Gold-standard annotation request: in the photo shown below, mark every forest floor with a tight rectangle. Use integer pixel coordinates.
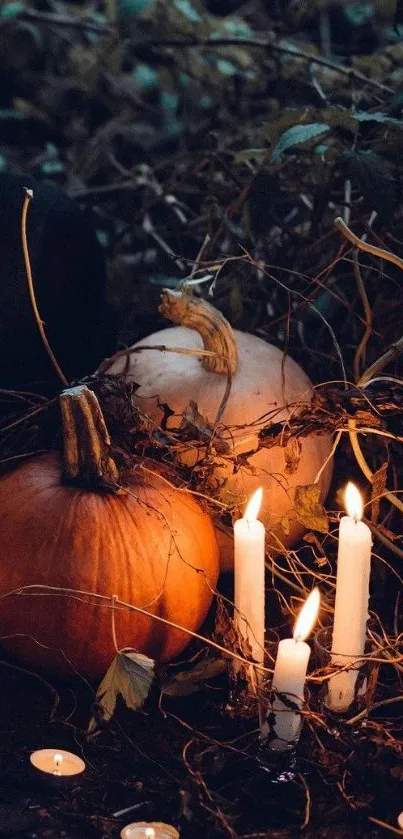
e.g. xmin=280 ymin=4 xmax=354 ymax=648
xmin=1 ymin=0 xmax=403 ymax=837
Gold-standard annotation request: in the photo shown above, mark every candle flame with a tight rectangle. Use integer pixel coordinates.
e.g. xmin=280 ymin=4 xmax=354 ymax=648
xmin=145 ymin=831 xmax=155 ymax=839
xmin=244 ymin=487 xmax=263 ymax=523
xmin=293 ymin=588 xmax=320 ymax=642
xmin=345 ymin=482 xmax=363 ymax=521
xmin=52 ymin=752 xmax=64 ymax=776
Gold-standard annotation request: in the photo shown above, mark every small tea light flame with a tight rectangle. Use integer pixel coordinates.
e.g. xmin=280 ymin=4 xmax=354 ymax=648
xmin=293 ymin=588 xmax=320 ymax=643
xmin=244 ymin=487 xmax=263 ymax=523
xmin=52 ymin=753 xmax=64 ymax=776
xmin=345 ymin=482 xmax=363 ymax=522
xmin=145 ymin=831 xmax=155 ymax=839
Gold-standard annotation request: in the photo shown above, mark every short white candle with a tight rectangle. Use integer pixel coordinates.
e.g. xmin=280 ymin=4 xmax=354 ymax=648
xmin=120 ymin=823 xmax=179 ymax=839
xmin=234 ymin=488 xmax=265 ymax=665
xmin=262 ymin=588 xmax=320 ymax=750
xmin=328 ymin=482 xmax=372 ymax=712
xmin=30 ymin=748 xmax=85 ymax=778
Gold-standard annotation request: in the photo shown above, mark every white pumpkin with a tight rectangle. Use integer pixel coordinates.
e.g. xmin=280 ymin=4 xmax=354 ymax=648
xmin=106 ymin=291 xmax=333 ymax=570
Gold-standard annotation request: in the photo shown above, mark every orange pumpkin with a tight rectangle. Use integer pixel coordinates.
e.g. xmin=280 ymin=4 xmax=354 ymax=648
xmin=0 ymin=386 xmax=219 ymax=680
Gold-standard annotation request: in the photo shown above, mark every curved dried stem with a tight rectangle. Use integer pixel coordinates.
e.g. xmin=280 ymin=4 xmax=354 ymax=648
xmin=335 ymin=216 xmax=403 ymax=514
xmin=353 ymin=252 xmax=372 ymax=382
xmin=159 ymin=289 xmax=238 ymax=375
xmin=21 ymin=189 xmax=68 ymax=388
xmin=334 ymin=216 xmax=403 ymax=272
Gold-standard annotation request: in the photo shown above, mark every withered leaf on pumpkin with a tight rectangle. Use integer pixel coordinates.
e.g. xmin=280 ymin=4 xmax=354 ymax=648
xmin=180 ymin=400 xmax=230 ymax=454
xmin=284 ymin=436 xmax=302 ymax=474
xmin=88 ymin=650 xmax=154 ymax=733
xmin=294 ymin=484 xmax=329 ymax=533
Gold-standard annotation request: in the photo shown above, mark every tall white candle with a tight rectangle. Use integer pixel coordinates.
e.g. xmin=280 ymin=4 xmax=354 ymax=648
xmin=261 ymin=588 xmax=320 ymax=750
xmin=328 ymin=482 xmax=372 ymax=712
xmin=234 ymin=488 xmax=265 ymax=665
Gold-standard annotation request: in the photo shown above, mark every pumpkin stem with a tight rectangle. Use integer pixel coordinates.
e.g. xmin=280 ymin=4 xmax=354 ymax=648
xmin=60 ymin=385 xmax=119 ymax=492
xmin=159 ymin=289 xmax=238 ymax=375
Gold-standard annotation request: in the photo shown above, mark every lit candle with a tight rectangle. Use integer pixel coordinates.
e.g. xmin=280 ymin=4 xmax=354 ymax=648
xmin=120 ymin=823 xmax=179 ymax=839
xmin=30 ymin=748 xmax=85 ymax=781
xmin=328 ymin=482 xmax=372 ymax=712
xmin=262 ymin=588 xmax=320 ymax=750
xmin=234 ymin=487 xmax=265 ymax=666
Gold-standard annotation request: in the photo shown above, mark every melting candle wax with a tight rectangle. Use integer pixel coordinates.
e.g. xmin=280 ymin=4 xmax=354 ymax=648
xmin=234 ymin=487 xmax=265 ymax=665
xmin=261 ymin=588 xmax=320 ymax=750
xmin=328 ymin=482 xmax=372 ymax=712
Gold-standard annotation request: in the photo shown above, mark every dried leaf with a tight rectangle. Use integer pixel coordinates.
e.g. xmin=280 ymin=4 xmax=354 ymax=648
xmin=162 ymin=658 xmax=227 ymax=696
xmin=88 ymin=650 xmax=154 ymax=732
xmin=233 ymin=148 xmax=266 ymax=164
xmin=371 ymin=461 xmax=388 ymax=523
xmin=280 ymin=515 xmax=291 ymax=536
xmin=294 ymin=484 xmax=329 ymax=533
xmin=284 ymin=436 xmax=302 ymax=474
xmin=180 ymin=400 xmax=230 ymax=454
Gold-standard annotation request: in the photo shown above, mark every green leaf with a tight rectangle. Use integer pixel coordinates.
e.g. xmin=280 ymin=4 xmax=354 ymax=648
xmin=343 ymin=3 xmax=374 ymax=27
xmin=162 ymin=658 xmax=227 ymax=697
xmin=271 ymin=123 xmax=330 ymax=161
xmin=173 ymin=0 xmax=202 ymax=22
xmin=88 ymin=651 xmax=154 ymax=732
xmin=354 ymin=111 xmax=403 ymax=128
xmin=0 ymin=1 xmax=24 ymax=16
xmin=294 ymin=484 xmax=329 ymax=533
xmin=118 ymin=0 xmax=155 ymax=18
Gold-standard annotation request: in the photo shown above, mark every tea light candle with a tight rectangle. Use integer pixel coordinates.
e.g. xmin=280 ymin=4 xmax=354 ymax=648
xmin=262 ymin=588 xmax=320 ymax=750
xmin=328 ymin=482 xmax=372 ymax=712
xmin=234 ymin=487 xmax=265 ymax=665
xmin=30 ymin=749 xmax=85 ymax=779
xmin=120 ymin=823 xmax=179 ymax=839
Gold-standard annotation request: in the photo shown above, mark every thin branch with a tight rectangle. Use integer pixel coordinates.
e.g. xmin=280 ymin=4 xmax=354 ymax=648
xmin=353 ymin=252 xmax=372 ymax=382
xmin=20 ymin=8 xmax=115 ymax=35
xmin=130 ymin=36 xmax=393 ymax=94
xmin=334 ymin=216 xmax=403 ymax=272
xmin=21 ymin=190 xmax=69 ymax=387
xmin=335 ymin=215 xmax=403 ymax=514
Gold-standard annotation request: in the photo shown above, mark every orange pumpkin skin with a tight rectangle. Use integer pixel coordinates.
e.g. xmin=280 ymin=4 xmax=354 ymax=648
xmin=0 ymin=453 xmax=219 ymax=680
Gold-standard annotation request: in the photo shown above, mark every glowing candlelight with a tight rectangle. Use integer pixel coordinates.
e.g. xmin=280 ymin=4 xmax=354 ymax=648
xmin=262 ymin=588 xmax=320 ymax=749
xmin=328 ymin=482 xmax=372 ymax=712
xmin=245 ymin=487 xmax=263 ymax=522
xmin=30 ymin=748 xmax=85 ymax=781
xmin=234 ymin=487 xmax=265 ymax=665
xmin=53 ymin=753 xmax=64 ymax=776
xmin=293 ymin=588 xmax=320 ymax=642
xmin=345 ymin=481 xmax=363 ymax=521
xmin=120 ymin=823 xmax=179 ymax=839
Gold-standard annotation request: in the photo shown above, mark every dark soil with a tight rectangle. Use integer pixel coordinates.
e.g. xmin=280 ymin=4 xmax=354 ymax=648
xmin=2 ymin=643 xmax=402 ymax=839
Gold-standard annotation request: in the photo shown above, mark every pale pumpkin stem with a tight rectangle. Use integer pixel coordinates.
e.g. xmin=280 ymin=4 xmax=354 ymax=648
xmin=60 ymin=385 xmax=119 ymax=491
xmin=159 ymin=289 xmax=238 ymax=375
